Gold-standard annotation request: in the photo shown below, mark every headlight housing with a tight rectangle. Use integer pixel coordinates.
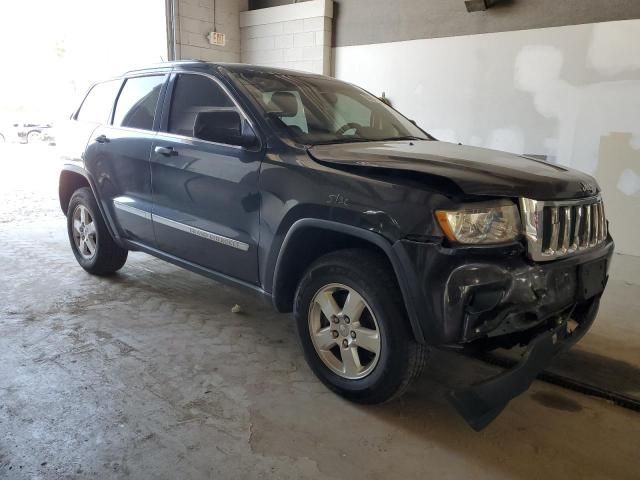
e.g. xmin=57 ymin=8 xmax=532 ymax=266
xmin=435 ymin=201 xmax=521 ymax=244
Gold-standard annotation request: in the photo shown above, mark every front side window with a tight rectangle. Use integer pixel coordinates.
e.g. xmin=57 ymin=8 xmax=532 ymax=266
xmin=168 ymin=74 xmax=235 ymax=137
xmin=76 ymin=80 xmax=121 ymax=124
xmin=224 ymin=68 xmax=429 ymax=145
xmin=113 ymin=75 xmax=165 ymax=130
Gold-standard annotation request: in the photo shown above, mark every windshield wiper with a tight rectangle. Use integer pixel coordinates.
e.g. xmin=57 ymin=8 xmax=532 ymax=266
xmin=309 ymin=135 xmax=429 ymax=147
xmin=378 ymin=135 xmax=427 ymax=141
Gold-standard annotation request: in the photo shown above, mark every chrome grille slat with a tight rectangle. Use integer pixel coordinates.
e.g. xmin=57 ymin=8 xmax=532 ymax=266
xmin=572 ymin=205 xmax=582 ymax=251
xmin=584 ymin=205 xmax=592 ymax=248
xmin=519 ymin=195 xmax=607 ymax=261
xmin=592 ymin=203 xmax=600 ymax=246
xmin=598 ymin=203 xmax=605 ymax=243
xmin=561 ymin=206 xmax=571 ymax=253
xmin=548 ymin=207 xmax=560 ymax=255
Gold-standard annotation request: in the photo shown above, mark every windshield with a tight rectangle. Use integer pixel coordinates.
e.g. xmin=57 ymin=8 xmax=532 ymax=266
xmin=224 ymin=68 xmax=430 ymax=145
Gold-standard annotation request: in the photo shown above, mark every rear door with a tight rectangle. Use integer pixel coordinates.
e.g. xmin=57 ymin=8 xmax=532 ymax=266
xmin=85 ymin=74 xmax=168 ymax=246
xmin=150 ymin=72 xmax=263 ymax=284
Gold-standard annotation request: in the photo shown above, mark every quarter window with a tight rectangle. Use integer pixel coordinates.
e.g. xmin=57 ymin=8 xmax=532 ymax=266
xmin=76 ymin=80 xmax=121 ymax=124
xmin=113 ymin=75 xmax=165 ymax=130
xmin=168 ymin=74 xmax=235 ymax=137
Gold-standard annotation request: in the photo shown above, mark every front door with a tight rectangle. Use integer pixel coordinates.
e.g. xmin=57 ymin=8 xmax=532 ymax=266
xmin=150 ymin=73 xmax=262 ymax=284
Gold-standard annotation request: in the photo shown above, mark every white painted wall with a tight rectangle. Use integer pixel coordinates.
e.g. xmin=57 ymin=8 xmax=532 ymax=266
xmin=240 ymin=0 xmax=333 ymax=74
xmin=176 ymin=0 xmax=247 ymax=62
xmin=334 ymin=20 xmax=640 ymax=257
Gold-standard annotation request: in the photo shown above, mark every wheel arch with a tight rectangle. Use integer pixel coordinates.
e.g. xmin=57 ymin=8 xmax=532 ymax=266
xmin=59 ymin=166 xmax=123 ymax=246
xmin=59 ymin=167 xmax=91 ymax=214
xmin=270 ymin=219 xmax=426 ymax=343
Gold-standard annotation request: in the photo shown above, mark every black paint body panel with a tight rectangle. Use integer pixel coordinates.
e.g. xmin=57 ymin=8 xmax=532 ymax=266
xmin=308 ymin=140 xmax=599 ymax=200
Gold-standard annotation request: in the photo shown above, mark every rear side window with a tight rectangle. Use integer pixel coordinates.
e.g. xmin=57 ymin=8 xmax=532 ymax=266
xmin=168 ymin=74 xmax=234 ymax=137
xmin=76 ymin=80 xmax=121 ymax=124
xmin=113 ymin=75 xmax=165 ymax=130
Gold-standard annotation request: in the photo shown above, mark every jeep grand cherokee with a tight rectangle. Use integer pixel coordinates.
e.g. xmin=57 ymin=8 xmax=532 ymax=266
xmin=59 ymin=61 xmax=613 ymax=429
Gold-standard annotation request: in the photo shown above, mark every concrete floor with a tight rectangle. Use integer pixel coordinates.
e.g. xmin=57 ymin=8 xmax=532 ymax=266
xmin=1 ymin=144 xmax=639 ymax=479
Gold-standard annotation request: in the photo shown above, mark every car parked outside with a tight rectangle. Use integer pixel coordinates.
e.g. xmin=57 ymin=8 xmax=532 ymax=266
xmin=0 ymin=118 xmax=54 ymax=144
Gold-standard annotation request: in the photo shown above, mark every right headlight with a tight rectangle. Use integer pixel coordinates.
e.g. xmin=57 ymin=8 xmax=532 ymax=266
xmin=435 ymin=201 xmax=521 ymax=244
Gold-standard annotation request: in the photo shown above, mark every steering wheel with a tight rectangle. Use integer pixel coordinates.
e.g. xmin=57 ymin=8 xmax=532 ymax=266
xmin=335 ymin=122 xmax=363 ymax=136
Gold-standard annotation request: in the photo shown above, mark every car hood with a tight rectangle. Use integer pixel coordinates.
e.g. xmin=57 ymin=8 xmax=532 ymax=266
xmin=308 ymin=140 xmax=598 ymax=200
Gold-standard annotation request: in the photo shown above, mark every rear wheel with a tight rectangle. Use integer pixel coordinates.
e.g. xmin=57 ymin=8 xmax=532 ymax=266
xmin=294 ymin=249 xmax=427 ymax=404
xmin=66 ymin=187 xmax=128 ymax=275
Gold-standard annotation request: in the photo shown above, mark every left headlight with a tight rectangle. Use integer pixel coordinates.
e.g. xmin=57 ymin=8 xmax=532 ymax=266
xmin=435 ymin=201 xmax=521 ymax=244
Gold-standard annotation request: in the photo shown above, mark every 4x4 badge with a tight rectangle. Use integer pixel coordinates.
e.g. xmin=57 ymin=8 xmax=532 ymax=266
xmin=327 ymin=194 xmax=350 ymax=206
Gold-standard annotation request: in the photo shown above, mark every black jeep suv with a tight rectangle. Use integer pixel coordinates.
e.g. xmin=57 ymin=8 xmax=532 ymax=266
xmin=59 ymin=61 xmax=613 ymax=429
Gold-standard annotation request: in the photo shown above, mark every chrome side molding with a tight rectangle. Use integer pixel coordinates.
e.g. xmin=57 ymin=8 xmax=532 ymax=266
xmin=113 ymin=200 xmax=249 ymax=252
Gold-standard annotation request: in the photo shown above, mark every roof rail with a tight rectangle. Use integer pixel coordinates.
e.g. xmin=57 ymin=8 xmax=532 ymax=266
xmin=122 ymin=60 xmax=207 ymax=75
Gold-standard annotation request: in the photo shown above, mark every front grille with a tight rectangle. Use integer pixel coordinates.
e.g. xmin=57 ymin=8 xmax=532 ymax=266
xmin=519 ymin=196 xmax=607 ymax=261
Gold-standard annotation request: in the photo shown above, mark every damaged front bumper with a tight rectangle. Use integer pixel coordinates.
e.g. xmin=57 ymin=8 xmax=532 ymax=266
xmin=392 ymin=236 xmax=613 ymax=429
xmin=394 ymin=236 xmax=613 ymax=345
xmin=449 ymin=295 xmax=599 ymax=430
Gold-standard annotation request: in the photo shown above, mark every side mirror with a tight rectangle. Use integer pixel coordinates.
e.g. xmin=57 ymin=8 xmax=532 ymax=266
xmin=193 ymin=110 xmax=257 ymax=148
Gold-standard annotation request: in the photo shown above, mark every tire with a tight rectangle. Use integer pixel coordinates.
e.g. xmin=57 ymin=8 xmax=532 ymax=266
xmin=66 ymin=187 xmax=128 ymax=275
xmin=294 ymin=248 xmax=427 ymax=404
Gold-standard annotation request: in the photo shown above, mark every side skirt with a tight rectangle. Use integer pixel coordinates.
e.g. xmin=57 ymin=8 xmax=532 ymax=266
xmin=123 ymin=239 xmax=273 ymax=305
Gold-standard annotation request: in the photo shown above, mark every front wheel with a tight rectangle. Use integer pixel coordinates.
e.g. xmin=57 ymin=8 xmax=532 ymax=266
xmin=294 ymin=249 xmax=427 ymax=404
xmin=67 ymin=187 xmax=128 ymax=275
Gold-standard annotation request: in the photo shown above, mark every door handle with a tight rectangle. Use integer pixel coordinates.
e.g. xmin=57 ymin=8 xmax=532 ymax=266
xmin=154 ymin=146 xmax=177 ymax=156
xmin=95 ymin=134 xmax=110 ymax=144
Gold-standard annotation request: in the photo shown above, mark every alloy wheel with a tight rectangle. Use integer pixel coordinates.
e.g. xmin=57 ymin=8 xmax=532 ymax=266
xmin=72 ymin=204 xmax=97 ymax=260
xmin=308 ymin=283 xmax=381 ymax=379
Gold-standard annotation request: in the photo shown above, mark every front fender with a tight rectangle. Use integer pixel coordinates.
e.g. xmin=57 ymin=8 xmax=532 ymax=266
xmin=270 ymin=218 xmax=427 ymax=344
